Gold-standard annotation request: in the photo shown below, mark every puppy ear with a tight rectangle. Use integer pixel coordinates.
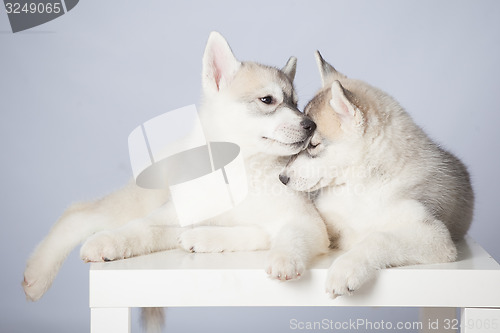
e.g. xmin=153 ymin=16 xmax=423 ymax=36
xmin=281 ymin=56 xmax=297 ymax=82
xmin=202 ymin=32 xmax=241 ymax=93
xmin=330 ymin=80 xmax=362 ymax=129
xmin=315 ymin=51 xmax=346 ymax=87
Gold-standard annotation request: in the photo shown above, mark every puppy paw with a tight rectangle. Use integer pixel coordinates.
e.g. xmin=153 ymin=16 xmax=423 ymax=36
xmin=80 ymin=231 xmax=131 ymax=262
xmin=325 ymin=256 xmax=374 ymax=299
xmin=265 ymin=251 xmax=305 ymax=281
xmin=178 ymin=228 xmax=227 ymax=253
xmin=22 ymin=260 xmax=56 ymax=301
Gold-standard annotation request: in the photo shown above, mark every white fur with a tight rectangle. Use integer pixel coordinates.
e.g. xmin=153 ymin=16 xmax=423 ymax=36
xmin=22 ymin=32 xmax=329 ymax=315
xmin=281 ymin=51 xmax=473 ymax=298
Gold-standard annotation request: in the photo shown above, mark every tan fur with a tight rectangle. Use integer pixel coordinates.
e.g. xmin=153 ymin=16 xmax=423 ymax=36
xmin=228 ymin=62 xmax=295 ymax=103
xmin=305 ymin=89 xmax=342 ymax=142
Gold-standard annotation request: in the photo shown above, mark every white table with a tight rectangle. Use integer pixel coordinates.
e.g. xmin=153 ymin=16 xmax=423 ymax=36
xmin=89 ymin=237 xmax=500 ymax=333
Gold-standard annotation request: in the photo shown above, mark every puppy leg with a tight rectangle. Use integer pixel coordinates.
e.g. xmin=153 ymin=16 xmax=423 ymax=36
xmin=178 ymin=226 xmax=271 ymax=253
xmin=326 ymin=202 xmax=456 ymax=298
xmin=80 ymin=201 xmax=181 ymax=262
xmin=22 ymin=183 xmax=168 ymax=301
xmin=23 ymin=201 xmax=107 ymax=301
xmin=266 ymin=207 xmax=330 ymax=281
xmin=23 ymin=182 xmax=169 ymax=301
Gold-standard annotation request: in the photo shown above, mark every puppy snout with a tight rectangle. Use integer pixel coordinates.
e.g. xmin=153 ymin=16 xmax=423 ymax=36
xmin=279 ymin=173 xmax=290 ymax=185
xmin=300 ymin=118 xmax=316 ymax=135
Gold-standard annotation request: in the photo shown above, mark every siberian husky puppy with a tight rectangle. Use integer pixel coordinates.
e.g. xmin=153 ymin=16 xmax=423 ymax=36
xmin=280 ymin=52 xmax=474 ymax=298
xmin=23 ymin=33 xmax=329 ymax=303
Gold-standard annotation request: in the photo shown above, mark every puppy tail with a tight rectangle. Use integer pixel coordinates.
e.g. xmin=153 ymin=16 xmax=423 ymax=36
xmin=141 ymin=307 xmax=165 ymax=333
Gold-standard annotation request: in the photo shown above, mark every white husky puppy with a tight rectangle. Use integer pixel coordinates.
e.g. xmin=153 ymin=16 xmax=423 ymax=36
xmin=23 ymin=33 xmax=329 ymax=302
xmin=280 ymin=52 xmax=474 ymax=298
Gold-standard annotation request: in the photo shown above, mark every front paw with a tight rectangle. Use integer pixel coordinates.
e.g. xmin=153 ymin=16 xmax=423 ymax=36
xmin=178 ymin=228 xmax=226 ymax=253
xmin=325 ymin=255 xmax=374 ymax=299
xmin=80 ymin=231 xmax=131 ymax=262
xmin=265 ymin=251 xmax=305 ymax=281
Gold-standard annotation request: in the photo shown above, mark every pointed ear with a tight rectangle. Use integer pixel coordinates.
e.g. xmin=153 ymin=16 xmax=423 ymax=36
xmin=315 ymin=51 xmax=346 ymax=87
xmin=329 ymin=80 xmax=362 ymax=129
xmin=202 ymin=32 xmax=241 ymax=93
xmin=281 ymin=56 xmax=297 ymax=82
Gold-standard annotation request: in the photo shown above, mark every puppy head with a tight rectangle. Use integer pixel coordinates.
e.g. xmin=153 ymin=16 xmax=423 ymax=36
xmin=279 ymin=52 xmax=370 ymax=192
xmin=200 ymin=32 xmax=315 ymax=157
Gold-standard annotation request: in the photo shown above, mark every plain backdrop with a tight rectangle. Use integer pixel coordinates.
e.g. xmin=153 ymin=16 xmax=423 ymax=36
xmin=1 ymin=1 xmax=499 ymax=332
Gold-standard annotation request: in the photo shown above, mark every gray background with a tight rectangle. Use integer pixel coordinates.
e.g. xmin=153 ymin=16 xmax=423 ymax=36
xmin=1 ymin=0 xmax=499 ymax=332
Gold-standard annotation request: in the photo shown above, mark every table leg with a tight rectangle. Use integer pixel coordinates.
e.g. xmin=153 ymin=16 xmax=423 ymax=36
xmin=91 ymin=307 xmax=131 ymax=333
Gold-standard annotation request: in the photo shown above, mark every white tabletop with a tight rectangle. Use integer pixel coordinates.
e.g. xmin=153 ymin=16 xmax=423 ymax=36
xmin=90 ymin=236 xmax=500 ymax=308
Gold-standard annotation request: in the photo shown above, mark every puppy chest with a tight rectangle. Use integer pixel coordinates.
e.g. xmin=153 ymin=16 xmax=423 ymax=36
xmin=315 ymin=185 xmax=389 ymax=234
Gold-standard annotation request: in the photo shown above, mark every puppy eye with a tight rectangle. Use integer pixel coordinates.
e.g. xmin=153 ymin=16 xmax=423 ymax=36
xmin=260 ymin=96 xmax=274 ymax=105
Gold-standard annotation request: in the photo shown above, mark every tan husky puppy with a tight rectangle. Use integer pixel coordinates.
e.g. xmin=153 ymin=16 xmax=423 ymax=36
xmin=280 ymin=52 xmax=474 ymax=298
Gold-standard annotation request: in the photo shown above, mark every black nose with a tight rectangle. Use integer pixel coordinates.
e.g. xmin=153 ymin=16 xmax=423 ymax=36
xmin=279 ymin=173 xmax=290 ymax=185
xmin=300 ymin=118 xmax=316 ymax=134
